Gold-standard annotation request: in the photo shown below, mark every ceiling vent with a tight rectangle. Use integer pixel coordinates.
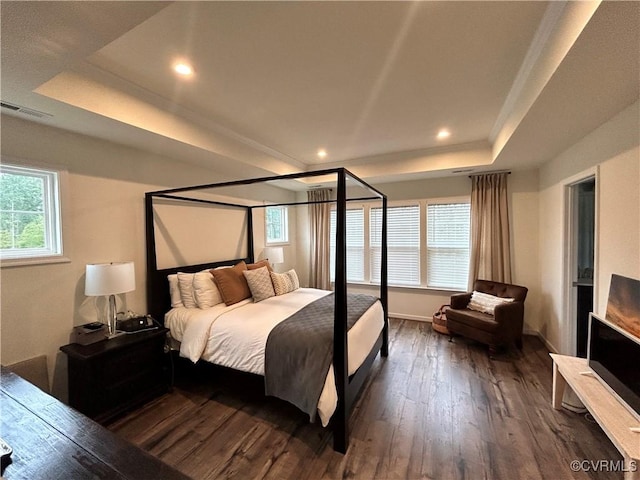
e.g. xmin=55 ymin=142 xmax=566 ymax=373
xmin=452 ymin=168 xmax=474 ymax=174
xmin=1 ymin=101 xmax=52 ymax=119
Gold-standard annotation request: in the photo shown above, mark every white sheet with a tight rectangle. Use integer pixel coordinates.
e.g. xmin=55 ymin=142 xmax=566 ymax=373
xmin=164 ymin=288 xmax=384 ymax=426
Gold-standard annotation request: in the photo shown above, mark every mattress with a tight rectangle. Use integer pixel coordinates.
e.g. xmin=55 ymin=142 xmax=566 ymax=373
xmin=164 ymin=287 xmax=384 ymax=426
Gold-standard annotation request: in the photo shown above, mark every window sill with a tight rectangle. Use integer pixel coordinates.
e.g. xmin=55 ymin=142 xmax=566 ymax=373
xmin=1 ymin=255 xmax=71 ymax=268
xmin=335 ymin=281 xmax=466 ymax=294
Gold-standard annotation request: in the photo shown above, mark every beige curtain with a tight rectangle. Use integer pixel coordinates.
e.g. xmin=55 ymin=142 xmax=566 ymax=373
xmin=469 ymin=173 xmax=512 ymax=285
xmin=308 ymin=188 xmax=331 ymax=290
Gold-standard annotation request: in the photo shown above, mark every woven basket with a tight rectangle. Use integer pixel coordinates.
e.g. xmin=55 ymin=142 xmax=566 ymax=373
xmin=432 ymin=304 xmax=450 ymax=335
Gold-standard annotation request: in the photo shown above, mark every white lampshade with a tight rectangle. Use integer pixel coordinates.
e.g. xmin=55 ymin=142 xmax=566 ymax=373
xmin=263 ymin=246 xmax=284 ymax=265
xmin=85 ymin=262 xmax=136 ymax=296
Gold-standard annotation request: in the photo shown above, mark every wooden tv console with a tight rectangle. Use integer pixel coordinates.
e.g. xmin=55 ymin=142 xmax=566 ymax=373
xmin=550 ymin=354 xmax=639 ymax=480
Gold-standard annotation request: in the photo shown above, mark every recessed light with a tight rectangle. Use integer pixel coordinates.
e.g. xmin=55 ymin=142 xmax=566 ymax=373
xmin=317 ymin=149 xmax=327 ymax=159
xmin=173 ymin=62 xmax=194 ymax=76
xmin=437 ymin=129 xmax=450 ymax=139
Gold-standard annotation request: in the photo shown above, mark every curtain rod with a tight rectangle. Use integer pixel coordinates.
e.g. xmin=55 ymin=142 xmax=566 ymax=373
xmin=468 ymin=170 xmax=511 ymax=178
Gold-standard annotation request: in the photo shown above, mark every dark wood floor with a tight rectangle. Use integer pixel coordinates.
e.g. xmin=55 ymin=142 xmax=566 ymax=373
xmin=108 ymin=319 xmax=622 ymax=480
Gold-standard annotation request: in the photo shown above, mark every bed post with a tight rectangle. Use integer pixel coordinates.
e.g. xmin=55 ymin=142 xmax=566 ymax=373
xmin=247 ymin=206 xmax=255 ymax=263
xmin=381 ymin=195 xmax=389 ymax=357
xmin=333 ymin=169 xmax=349 ymax=453
xmin=144 ymin=193 xmax=160 ymax=322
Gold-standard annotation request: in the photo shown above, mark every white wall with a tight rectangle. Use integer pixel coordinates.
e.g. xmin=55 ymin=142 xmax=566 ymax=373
xmin=596 ymin=146 xmax=640 ymax=314
xmin=538 ymin=101 xmax=640 ymax=353
xmin=508 ymin=170 xmax=541 ymax=332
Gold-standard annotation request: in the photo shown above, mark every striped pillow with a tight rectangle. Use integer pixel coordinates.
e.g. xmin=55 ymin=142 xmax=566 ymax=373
xmin=468 ymin=290 xmax=514 ymax=315
xmin=270 ymin=269 xmax=300 ymax=296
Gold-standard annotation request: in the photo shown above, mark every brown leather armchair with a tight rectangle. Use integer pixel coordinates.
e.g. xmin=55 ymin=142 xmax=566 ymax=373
xmin=447 ymin=279 xmax=528 ymax=353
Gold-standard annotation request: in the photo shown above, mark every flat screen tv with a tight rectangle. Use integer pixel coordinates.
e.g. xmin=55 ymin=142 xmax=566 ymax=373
xmin=588 ymin=313 xmax=640 ymax=421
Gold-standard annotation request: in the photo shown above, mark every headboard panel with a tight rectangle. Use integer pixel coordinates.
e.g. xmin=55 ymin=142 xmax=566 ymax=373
xmin=147 ymin=257 xmax=250 ymax=325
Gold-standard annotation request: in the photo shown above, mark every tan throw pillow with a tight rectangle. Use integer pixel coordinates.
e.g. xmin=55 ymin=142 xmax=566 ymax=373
xmin=247 ymin=259 xmax=273 ymax=272
xmin=242 ymin=266 xmax=275 ymax=303
xmin=211 ymin=261 xmax=251 ymax=306
xmin=193 ymin=271 xmax=223 ymax=308
xmin=270 ymin=269 xmax=300 ymax=296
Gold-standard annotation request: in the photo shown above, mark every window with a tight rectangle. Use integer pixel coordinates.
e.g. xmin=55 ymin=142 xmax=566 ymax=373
xmin=426 ymin=202 xmax=470 ymax=290
xmin=370 ymin=205 xmax=420 ymax=286
xmin=265 ymin=206 xmax=288 ymax=244
xmin=0 ymin=164 xmax=63 ymax=260
xmin=330 ymin=208 xmax=364 ymax=282
xmin=326 ymin=198 xmax=469 ymax=290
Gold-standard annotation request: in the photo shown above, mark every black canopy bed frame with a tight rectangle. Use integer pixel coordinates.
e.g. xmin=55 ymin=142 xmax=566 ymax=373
xmin=144 ymin=167 xmax=388 ymax=453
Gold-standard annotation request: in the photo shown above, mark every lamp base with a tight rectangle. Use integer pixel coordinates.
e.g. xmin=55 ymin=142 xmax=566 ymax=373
xmin=106 ymin=330 xmax=126 ymax=340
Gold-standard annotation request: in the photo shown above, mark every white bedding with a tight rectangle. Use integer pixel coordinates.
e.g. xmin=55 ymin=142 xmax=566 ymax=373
xmin=165 ymin=287 xmax=384 ymax=426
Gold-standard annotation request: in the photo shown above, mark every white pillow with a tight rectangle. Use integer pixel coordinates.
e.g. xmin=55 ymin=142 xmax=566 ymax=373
xmin=169 ymin=267 xmax=229 ymax=310
xmin=468 ymin=290 xmax=514 ymax=315
xmin=168 ymin=274 xmax=184 ymax=308
xmin=270 ymin=269 xmax=300 ymax=296
xmin=193 ymin=271 xmax=223 ymax=308
xmin=177 ymin=272 xmax=198 ymax=309
xmin=243 ymin=266 xmax=275 ymax=303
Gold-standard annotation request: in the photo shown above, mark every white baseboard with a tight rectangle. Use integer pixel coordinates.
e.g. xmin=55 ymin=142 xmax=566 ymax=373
xmin=393 ymin=317 xmax=559 ymax=353
xmin=389 ymin=312 xmax=431 ymax=322
xmin=523 ymin=329 xmax=559 ymax=353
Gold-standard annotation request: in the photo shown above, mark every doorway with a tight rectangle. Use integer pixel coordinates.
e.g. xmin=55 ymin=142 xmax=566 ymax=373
xmin=571 ymin=177 xmax=595 ymax=358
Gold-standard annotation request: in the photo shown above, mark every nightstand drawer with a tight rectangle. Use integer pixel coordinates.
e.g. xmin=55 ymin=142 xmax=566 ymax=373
xmin=104 ymin=368 xmax=163 ymax=406
xmin=102 ymin=342 xmax=160 ymax=384
xmin=61 ymin=328 xmax=169 ymax=423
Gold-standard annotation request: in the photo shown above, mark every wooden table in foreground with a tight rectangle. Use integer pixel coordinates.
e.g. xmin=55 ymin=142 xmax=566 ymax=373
xmin=550 ymin=353 xmax=640 ymax=480
xmin=0 ymin=366 xmax=189 ymax=480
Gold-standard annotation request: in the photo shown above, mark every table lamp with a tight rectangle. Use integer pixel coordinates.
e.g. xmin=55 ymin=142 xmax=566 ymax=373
xmin=263 ymin=246 xmax=284 ymax=272
xmin=85 ymin=262 xmax=135 ymax=337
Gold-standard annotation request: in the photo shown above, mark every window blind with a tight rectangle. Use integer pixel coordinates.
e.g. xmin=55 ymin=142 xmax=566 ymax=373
xmin=330 ymin=208 xmax=364 ymax=282
xmin=426 ymin=202 xmax=470 ymax=290
xmin=370 ymin=205 xmax=420 ymax=286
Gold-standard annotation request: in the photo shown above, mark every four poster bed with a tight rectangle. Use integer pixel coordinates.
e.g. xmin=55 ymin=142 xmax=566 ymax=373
xmin=145 ymin=168 xmax=388 ymax=453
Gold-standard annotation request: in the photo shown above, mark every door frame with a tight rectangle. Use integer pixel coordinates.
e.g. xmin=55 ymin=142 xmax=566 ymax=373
xmin=562 ymin=166 xmax=599 ymax=355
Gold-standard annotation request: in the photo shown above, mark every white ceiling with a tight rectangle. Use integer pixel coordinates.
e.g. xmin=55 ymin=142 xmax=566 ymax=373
xmin=1 ymin=1 xmax=638 ymax=183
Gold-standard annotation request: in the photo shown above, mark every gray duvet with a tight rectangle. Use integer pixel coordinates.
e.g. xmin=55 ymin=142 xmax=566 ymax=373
xmin=264 ymin=292 xmax=378 ymax=422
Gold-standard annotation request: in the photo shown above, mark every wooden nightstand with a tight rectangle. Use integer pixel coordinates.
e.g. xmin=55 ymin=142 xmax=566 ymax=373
xmin=60 ymin=328 xmax=170 ymax=423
